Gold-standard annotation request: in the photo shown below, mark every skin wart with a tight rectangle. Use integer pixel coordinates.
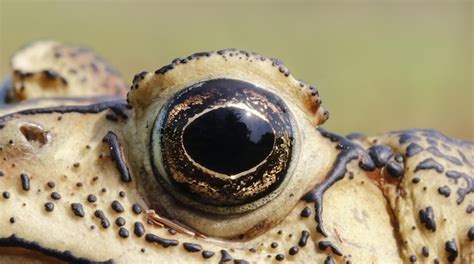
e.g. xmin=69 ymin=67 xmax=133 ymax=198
xmin=0 ymin=41 xmax=472 ymax=263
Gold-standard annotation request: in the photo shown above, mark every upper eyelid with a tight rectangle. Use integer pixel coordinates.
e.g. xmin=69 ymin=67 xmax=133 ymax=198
xmin=128 ymin=49 xmax=327 ymax=127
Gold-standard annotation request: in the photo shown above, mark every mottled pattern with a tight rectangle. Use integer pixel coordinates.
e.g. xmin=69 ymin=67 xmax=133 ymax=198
xmin=0 ymin=47 xmax=472 ymax=263
xmin=355 ymin=129 xmax=473 ymax=263
xmin=0 ymin=41 xmax=128 ymax=104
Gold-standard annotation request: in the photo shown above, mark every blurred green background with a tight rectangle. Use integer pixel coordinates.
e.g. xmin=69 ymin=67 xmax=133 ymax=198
xmin=0 ymin=0 xmax=472 ymax=140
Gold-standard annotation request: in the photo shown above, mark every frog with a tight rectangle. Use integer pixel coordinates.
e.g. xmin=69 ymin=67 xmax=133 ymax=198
xmin=0 ymin=41 xmax=472 ymax=263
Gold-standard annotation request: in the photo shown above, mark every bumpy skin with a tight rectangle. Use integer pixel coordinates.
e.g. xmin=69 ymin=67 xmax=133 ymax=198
xmin=1 ymin=41 xmax=128 ymax=103
xmin=355 ymin=130 xmax=473 ymax=263
xmin=0 ymin=44 xmax=472 ymax=264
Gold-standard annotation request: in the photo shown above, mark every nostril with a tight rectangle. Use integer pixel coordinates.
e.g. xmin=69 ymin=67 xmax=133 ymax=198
xmin=20 ymin=124 xmax=49 ymax=146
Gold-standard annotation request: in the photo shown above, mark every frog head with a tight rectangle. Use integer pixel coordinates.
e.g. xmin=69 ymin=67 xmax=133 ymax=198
xmin=0 ymin=43 xmax=471 ymax=263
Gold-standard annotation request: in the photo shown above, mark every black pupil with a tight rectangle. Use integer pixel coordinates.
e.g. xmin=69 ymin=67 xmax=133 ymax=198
xmin=183 ymin=107 xmax=275 ymax=175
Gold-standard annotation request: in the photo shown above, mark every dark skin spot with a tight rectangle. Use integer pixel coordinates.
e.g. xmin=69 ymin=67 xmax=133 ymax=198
xmin=422 ymin=246 xmax=429 ymax=257
xmin=71 ymin=203 xmax=85 ymax=217
xmin=445 ymin=239 xmax=458 ymax=262
xmin=44 ymin=202 xmax=54 ymax=212
xmin=367 ymin=144 xmax=393 ymax=168
xmin=47 ymin=181 xmax=55 ymax=188
xmin=183 ymin=242 xmax=202 ymax=252
xmin=414 ymin=158 xmax=444 ymax=173
xmin=300 ymin=206 xmax=311 ymax=217
xmin=275 ymin=254 xmax=284 ymax=261
xmin=103 ymin=131 xmax=132 ymax=182
xmin=318 ymin=241 xmax=343 ymax=256
xmin=133 ymin=222 xmax=145 ymax=237
xmin=51 ymin=192 xmax=61 ymax=200
xmin=202 ymin=250 xmax=215 ymax=259
xmin=299 ymin=230 xmax=310 ymax=247
xmin=419 ymin=206 xmax=436 ymax=232
xmin=289 ymin=246 xmax=299 ymax=255
xmin=438 ymin=186 xmax=451 ymax=197
xmin=132 ymin=203 xmax=142 ymax=214
xmin=118 ymin=227 xmax=129 ymax=238
xmin=406 ymin=143 xmax=423 ymax=157
xmin=220 ymin=250 xmax=232 ymax=263
xmin=87 ymin=194 xmax=97 ymax=203
xmin=20 ymin=173 xmax=30 ymax=191
xmin=386 ymin=160 xmax=404 ymax=178
xmin=145 ymin=234 xmax=179 ymax=247
xmin=111 ymin=200 xmax=124 ymax=213
xmin=94 ymin=210 xmax=110 ymax=229
xmin=115 ymin=217 xmax=126 ymax=227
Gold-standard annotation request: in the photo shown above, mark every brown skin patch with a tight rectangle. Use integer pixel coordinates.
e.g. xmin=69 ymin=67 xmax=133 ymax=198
xmin=0 ymin=248 xmax=64 ymax=264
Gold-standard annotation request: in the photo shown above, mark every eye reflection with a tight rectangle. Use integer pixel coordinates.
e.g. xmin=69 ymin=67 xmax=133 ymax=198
xmin=151 ymin=78 xmax=294 ymax=213
xmin=183 ymin=107 xmax=275 ymax=175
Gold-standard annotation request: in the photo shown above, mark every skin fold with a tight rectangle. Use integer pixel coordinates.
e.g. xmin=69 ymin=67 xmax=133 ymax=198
xmin=0 ymin=41 xmax=472 ymax=263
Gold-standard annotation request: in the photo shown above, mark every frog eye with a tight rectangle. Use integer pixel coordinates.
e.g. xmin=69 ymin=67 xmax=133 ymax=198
xmin=127 ymin=49 xmax=329 ymax=236
xmin=150 ymin=78 xmax=294 ymax=213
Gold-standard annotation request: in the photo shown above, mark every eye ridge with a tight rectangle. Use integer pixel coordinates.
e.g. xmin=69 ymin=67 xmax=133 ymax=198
xmin=151 ymin=78 xmax=295 ymax=212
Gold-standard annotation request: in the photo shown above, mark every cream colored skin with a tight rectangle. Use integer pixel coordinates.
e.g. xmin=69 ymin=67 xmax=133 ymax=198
xmin=4 ymin=41 xmax=127 ymax=103
xmin=0 ymin=42 xmax=472 ymax=263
